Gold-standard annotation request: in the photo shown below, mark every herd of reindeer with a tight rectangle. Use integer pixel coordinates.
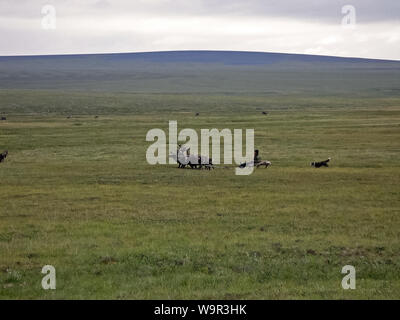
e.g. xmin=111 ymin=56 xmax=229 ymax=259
xmin=0 ymin=148 xmax=331 ymax=169
xmin=170 ymin=145 xmax=331 ymax=170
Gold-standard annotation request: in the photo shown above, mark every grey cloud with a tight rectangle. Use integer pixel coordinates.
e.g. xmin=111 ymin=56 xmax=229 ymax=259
xmin=0 ymin=0 xmax=398 ymax=58
xmin=93 ymin=0 xmax=400 ymax=23
xmin=0 ymin=0 xmax=398 ymax=22
xmin=198 ymin=0 xmax=400 ymax=23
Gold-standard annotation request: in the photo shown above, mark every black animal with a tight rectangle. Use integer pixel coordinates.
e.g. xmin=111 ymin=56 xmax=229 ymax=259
xmin=198 ymin=156 xmax=214 ymax=170
xmin=175 ymin=148 xmax=213 ymax=170
xmin=203 ymin=161 xmax=214 ymax=170
xmin=311 ymin=158 xmax=331 ymax=168
xmin=1 ymin=117 xmax=6 ymax=120
xmin=176 ymin=150 xmax=187 ymax=168
xmin=195 ymin=113 xmax=200 ymax=116
xmin=0 ymin=150 xmax=8 ymax=163
xmin=262 ymin=111 xmax=268 ymax=115
xmin=186 ymin=155 xmax=213 ymax=170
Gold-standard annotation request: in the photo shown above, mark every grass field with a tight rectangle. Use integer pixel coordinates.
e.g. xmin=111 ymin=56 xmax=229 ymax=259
xmin=0 ymin=89 xmax=399 ymax=299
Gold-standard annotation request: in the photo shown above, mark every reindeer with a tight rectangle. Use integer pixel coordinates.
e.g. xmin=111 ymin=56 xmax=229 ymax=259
xmin=311 ymin=158 xmax=331 ymax=168
xmin=0 ymin=150 xmax=8 ymax=163
xmin=171 ymin=145 xmax=213 ymax=170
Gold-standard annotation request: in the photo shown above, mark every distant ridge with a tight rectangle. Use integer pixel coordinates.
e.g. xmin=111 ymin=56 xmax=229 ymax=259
xmin=1 ymin=50 xmax=398 ymax=64
xmin=0 ymin=50 xmax=399 ymax=93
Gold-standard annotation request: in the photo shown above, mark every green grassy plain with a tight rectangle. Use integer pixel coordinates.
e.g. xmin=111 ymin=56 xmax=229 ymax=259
xmin=0 ymin=90 xmax=399 ymax=299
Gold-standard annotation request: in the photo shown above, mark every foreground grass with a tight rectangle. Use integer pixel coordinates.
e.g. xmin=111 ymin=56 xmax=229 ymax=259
xmin=0 ymin=93 xmax=399 ymax=299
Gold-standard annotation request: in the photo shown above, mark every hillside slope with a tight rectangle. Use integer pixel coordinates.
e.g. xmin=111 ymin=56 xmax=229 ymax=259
xmin=0 ymin=51 xmax=399 ymax=95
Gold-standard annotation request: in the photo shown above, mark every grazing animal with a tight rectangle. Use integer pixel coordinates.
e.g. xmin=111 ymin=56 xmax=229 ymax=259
xmin=239 ymin=160 xmax=271 ymax=168
xmin=1 ymin=117 xmax=6 ymax=120
xmin=195 ymin=113 xmax=200 ymax=116
xmin=176 ymin=149 xmax=188 ymax=168
xmin=185 ymin=152 xmax=213 ymax=170
xmin=311 ymin=158 xmax=331 ymax=168
xmin=172 ymin=146 xmax=213 ymax=170
xmin=196 ymin=155 xmax=214 ymax=170
xmin=262 ymin=111 xmax=268 ymax=115
xmin=0 ymin=150 xmax=8 ymax=163
xmin=239 ymin=149 xmax=271 ymax=169
xmin=169 ymin=146 xmax=191 ymax=168
xmin=256 ymin=160 xmax=271 ymax=168
xmin=173 ymin=145 xmax=189 ymax=168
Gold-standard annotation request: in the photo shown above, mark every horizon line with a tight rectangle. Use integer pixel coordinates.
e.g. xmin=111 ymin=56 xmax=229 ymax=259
xmin=0 ymin=49 xmax=399 ymax=62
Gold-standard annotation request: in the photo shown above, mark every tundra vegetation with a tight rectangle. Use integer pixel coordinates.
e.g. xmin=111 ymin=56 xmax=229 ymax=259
xmin=0 ymin=52 xmax=399 ymax=299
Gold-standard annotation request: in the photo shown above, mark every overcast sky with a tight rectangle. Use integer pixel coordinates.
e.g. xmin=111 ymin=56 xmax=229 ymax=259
xmin=0 ymin=0 xmax=399 ymax=60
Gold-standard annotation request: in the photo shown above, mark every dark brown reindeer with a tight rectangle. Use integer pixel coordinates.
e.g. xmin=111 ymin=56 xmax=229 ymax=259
xmin=0 ymin=150 xmax=8 ymax=163
xmin=311 ymin=157 xmax=331 ymax=168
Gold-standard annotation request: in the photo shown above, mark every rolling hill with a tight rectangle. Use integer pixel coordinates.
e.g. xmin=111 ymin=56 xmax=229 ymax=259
xmin=0 ymin=51 xmax=399 ymax=95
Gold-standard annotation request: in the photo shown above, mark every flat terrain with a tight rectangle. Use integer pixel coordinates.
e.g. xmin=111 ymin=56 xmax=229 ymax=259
xmin=0 ymin=51 xmax=399 ymax=299
xmin=0 ymin=90 xmax=399 ymax=299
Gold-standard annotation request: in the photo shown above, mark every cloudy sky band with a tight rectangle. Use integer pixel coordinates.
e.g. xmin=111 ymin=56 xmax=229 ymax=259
xmin=0 ymin=0 xmax=399 ymax=59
